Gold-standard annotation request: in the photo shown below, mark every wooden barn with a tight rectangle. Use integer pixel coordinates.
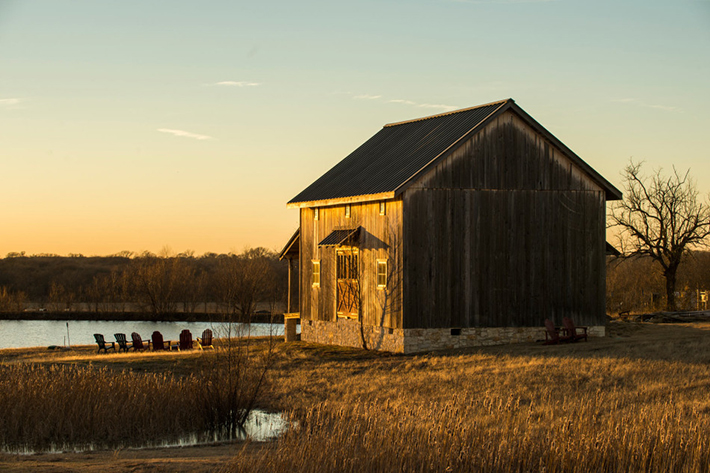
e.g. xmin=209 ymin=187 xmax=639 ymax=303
xmin=280 ymin=98 xmax=622 ymax=353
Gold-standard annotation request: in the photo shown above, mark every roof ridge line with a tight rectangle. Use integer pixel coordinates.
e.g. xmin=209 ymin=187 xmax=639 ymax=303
xmin=383 ymin=98 xmax=513 ymax=128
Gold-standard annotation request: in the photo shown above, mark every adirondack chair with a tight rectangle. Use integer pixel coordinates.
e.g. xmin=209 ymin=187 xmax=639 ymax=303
xmin=562 ymin=317 xmax=588 ymax=342
xmin=178 ymin=329 xmax=194 ymax=351
xmin=131 ymin=332 xmax=150 ymax=351
xmin=151 ymin=331 xmax=171 ymax=351
xmin=543 ymin=319 xmax=572 ymax=345
xmin=94 ymin=333 xmax=116 ymax=353
xmin=114 ymin=333 xmax=132 ymax=353
xmin=197 ymin=329 xmax=215 ymax=350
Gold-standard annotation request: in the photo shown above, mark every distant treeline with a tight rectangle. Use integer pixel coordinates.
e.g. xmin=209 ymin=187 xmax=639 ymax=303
xmin=607 ymin=250 xmax=710 ymax=314
xmin=2 ymin=248 xmax=708 ymax=318
xmin=0 ymin=248 xmax=291 ymax=319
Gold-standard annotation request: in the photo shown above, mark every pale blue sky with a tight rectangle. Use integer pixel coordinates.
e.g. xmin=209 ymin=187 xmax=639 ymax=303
xmin=1 ymin=0 xmax=708 ymax=255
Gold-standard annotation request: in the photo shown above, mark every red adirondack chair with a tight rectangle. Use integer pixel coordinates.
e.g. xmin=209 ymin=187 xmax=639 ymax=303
xmin=543 ymin=319 xmax=573 ymax=345
xmin=197 ymin=329 xmax=214 ymax=350
xmin=151 ymin=331 xmax=170 ymax=351
xmin=562 ymin=317 xmax=588 ymax=342
xmin=131 ymin=332 xmax=150 ymax=351
xmin=179 ymin=329 xmax=194 ymax=351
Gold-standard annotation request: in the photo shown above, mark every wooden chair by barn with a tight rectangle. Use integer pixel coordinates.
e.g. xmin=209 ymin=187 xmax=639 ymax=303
xmin=197 ymin=329 xmax=215 ymax=350
xmin=94 ymin=333 xmax=116 ymax=353
xmin=131 ymin=332 xmax=150 ymax=351
xmin=151 ymin=331 xmax=170 ymax=351
xmin=178 ymin=329 xmax=194 ymax=351
xmin=562 ymin=317 xmax=588 ymax=342
xmin=114 ymin=333 xmax=132 ymax=353
xmin=543 ymin=319 xmax=572 ymax=345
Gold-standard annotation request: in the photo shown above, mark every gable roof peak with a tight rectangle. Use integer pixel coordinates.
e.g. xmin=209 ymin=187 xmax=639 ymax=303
xmin=383 ymin=98 xmax=513 ymax=128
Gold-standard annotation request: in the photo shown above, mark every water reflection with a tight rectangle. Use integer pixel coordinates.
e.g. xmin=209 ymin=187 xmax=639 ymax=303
xmin=0 ymin=320 xmax=290 ymax=349
xmin=2 ymin=409 xmax=289 ymax=455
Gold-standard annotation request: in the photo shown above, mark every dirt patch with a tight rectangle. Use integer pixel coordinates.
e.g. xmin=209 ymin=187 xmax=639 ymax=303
xmin=0 ymin=441 xmax=274 ymax=473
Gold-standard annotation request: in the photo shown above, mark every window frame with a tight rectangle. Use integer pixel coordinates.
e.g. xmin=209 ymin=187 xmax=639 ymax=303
xmin=345 ymin=204 xmax=351 ymax=218
xmin=376 ymin=259 xmax=387 ymax=289
xmin=312 ymin=260 xmax=321 ymax=287
xmin=379 ymin=201 xmax=386 ymax=216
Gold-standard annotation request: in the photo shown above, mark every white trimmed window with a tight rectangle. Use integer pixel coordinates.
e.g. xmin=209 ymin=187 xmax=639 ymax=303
xmin=377 ymin=260 xmax=387 ymax=288
xmin=312 ymin=260 xmax=320 ymax=286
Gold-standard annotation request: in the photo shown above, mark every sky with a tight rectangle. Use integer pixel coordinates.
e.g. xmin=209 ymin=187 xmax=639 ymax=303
xmin=1 ymin=0 xmax=709 ymax=257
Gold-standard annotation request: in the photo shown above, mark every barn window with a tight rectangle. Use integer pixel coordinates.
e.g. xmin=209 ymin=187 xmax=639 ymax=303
xmin=314 ymin=208 xmax=319 ymax=220
xmin=345 ymin=204 xmax=351 ymax=218
xmin=379 ymin=201 xmax=386 ymax=216
xmin=312 ymin=260 xmax=320 ymax=286
xmin=451 ymin=328 xmax=461 ymax=336
xmin=377 ymin=260 xmax=387 ymax=288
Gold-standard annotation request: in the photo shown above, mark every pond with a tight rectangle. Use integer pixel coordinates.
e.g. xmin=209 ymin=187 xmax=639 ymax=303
xmin=3 ymin=409 xmax=290 ymax=454
xmin=0 ymin=320 xmax=294 ymax=349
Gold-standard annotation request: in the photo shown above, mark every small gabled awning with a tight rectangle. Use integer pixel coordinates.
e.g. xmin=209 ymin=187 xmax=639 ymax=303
xmin=279 ymin=228 xmax=300 ymax=260
xmin=606 ymin=241 xmax=621 ymax=256
xmin=318 ymin=227 xmax=361 ymax=247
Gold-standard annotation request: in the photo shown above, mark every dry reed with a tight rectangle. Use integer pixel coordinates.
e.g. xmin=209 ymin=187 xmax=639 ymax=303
xmin=0 ymin=364 xmax=203 ymax=452
xmin=223 ymin=323 xmax=710 ymax=472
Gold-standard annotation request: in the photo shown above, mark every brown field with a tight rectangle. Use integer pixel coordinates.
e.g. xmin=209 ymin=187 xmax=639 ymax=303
xmin=2 ymin=320 xmax=710 ymax=472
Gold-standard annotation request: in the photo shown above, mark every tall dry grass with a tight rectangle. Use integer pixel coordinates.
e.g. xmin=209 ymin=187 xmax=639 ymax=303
xmin=0 ymin=364 xmax=203 ymax=452
xmin=224 ymin=323 xmax=710 ymax=472
xmin=230 ymin=392 xmax=710 ymax=472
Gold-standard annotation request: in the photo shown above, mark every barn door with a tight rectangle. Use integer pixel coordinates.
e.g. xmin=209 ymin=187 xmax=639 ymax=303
xmin=336 ymin=248 xmax=360 ymax=318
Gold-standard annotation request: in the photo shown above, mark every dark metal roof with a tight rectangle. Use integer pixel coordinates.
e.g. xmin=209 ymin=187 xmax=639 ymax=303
xmin=606 ymin=241 xmax=621 ymax=257
xmin=288 ymin=98 xmax=621 ymax=205
xmin=289 ymin=100 xmax=508 ymax=205
xmin=279 ymin=228 xmax=300 ymax=260
xmin=318 ymin=227 xmax=361 ymax=247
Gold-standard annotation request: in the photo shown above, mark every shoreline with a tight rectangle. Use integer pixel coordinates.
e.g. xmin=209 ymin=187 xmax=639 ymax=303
xmin=0 ymin=311 xmax=285 ymax=324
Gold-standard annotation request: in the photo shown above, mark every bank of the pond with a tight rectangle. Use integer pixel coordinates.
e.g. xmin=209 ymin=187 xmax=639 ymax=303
xmin=0 ymin=311 xmax=284 ymax=324
xmin=0 ymin=320 xmax=293 ymax=349
xmin=3 ymin=409 xmax=289 ymax=455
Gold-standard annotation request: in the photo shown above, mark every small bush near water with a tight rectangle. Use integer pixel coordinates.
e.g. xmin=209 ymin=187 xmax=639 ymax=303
xmin=0 ymin=364 xmax=203 ymax=452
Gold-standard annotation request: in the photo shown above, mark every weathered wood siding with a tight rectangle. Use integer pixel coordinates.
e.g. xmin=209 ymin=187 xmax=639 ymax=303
xmin=299 ymin=200 xmax=404 ymax=329
xmin=402 ymin=111 xmax=607 ymax=328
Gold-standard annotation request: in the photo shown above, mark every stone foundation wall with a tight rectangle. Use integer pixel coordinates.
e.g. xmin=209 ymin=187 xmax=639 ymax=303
xmin=300 ymin=319 xmax=606 ymax=354
xmin=301 ymin=319 xmax=405 ymax=352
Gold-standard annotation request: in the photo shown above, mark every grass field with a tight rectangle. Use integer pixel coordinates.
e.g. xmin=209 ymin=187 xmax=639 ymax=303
xmin=2 ymin=320 xmax=710 ymax=472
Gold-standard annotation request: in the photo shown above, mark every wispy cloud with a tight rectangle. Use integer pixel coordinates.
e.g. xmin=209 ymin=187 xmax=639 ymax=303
xmin=214 ymin=81 xmax=261 ymax=87
xmin=451 ymin=0 xmax=558 ymax=4
xmin=612 ymin=98 xmax=681 ymax=112
xmin=388 ymin=99 xmax=416 ymax=105
xmin=417 ymin=103 xmax=461 ymax=112
xmin=340 ymin=91 xmax=461 ymax=113
xmin=157 ymin=128 xmax=214 ymax=140
xmin=0 ymin=98 xmax=21 ymax=107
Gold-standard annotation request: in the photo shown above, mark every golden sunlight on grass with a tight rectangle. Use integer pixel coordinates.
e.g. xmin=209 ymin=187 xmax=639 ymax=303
xmin=223 ymin=321 xmax=710 ymax=472
xmin=2 ymin=321 xmax=710 ymax=472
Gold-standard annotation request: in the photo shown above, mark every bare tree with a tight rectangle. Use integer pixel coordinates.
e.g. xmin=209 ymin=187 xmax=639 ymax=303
xmin=47 ymin=281 xmax=75 ymax=312
xmin=0 ymin=287 xmax=27 ymax=312
xmin=609 ymin=160 xmax=710 ymax=311
xmin=215 ymin=248 xmax=277 ymax=320
xmin=127 ymin=253 xmax=186 ymax=315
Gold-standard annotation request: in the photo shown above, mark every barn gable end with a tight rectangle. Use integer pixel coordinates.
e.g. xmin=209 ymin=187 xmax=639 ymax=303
xmin=284 ymin=99 xmax=619 ymax=353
